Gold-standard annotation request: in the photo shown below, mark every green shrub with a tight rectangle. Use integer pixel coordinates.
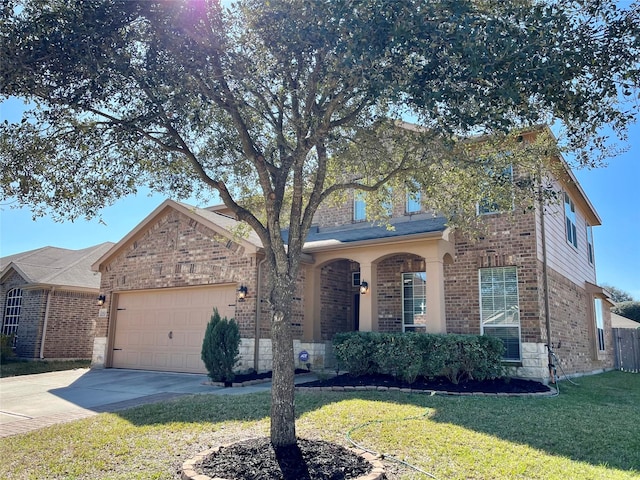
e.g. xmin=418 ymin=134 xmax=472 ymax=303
xmin=332 ymin=332 xmax=378 ymax=376
xmin=201 ymin=308 xmax=240 ymax=383
xmin=332 ymin=331 xmax=505 ymax=384
xmin=0 ymin=335 xmax=15 ymax=362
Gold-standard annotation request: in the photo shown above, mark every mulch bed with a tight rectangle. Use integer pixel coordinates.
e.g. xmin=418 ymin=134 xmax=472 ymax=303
xmin=297 ymin=373 xmax=551 ymax=394
xmin=198 ymin=438 xmax=372 ymax=480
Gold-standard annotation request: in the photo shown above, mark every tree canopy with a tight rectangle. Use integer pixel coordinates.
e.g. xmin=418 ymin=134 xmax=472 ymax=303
xmin=1 ymin=0 xmax=639 ymax=447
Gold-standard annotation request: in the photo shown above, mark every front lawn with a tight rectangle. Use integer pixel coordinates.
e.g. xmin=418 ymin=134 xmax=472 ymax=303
xmin=1 ymin=371 xmax=638 ymax=479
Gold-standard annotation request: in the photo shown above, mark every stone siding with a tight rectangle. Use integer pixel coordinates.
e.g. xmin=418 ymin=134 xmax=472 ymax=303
xmin=320 ymin=260 xmax=353 ymax=340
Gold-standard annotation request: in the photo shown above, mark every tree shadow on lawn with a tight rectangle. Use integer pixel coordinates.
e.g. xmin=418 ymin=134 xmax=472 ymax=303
xmin=114 ymin=371 xmax=640 ymax=475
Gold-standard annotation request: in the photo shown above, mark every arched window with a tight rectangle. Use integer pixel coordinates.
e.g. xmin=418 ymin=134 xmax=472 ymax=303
xmin=2 ymin=288 xmax=22 ymax=345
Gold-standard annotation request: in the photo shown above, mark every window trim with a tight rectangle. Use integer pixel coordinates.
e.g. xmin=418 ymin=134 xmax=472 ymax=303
xmin=477 ymin=164 xmax=514 ymax=215
xmin=402 ymin=272 xmax=427 ymax=332
xmin=2 ymin=288 xmax=22 ymax=347
xmin=405 ymin=189 xmax=422 ymax=214
xmin=564 ymin=192 xmax=578 ymax=249
xmin=479 ymin=266 xmax=521 ymax=361
xmin=353 ymin=192 xmax=366 ymax=222
xmin=594 ymin=297 xmax=605 ymax=352
xmin=586 ymin=225 xmax=594 ymax=265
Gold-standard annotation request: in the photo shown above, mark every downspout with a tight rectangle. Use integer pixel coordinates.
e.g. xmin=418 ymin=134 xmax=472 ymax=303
xmin=254 ymin=256 xmax=267 ymax=372
xmin=538 ymin=170 xmax=555 ymax=384
xmin=39 ymin=287 xmax=54 ymax=359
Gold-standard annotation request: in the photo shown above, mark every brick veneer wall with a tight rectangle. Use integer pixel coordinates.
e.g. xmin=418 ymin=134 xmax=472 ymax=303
xmin=377 ymin=254 xmax=424 ymax=333
xmin=97 ymin=208 xmax=307 ymax=341
xmin=320 ymin=260 xmax=353 ymax=340
xmin=1 ymin=271 xmax=97 ymax=359
xmin=42 ymin=290 xmax=97 ymax=359
xmin=443 ymin=211 xmax=542 ymax=342
xmin=545 ymin=266 xmax=614 ymax=374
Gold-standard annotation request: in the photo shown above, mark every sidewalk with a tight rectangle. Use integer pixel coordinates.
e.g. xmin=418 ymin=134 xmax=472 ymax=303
xmin=0 ymin=368 xmax=298 ymax=438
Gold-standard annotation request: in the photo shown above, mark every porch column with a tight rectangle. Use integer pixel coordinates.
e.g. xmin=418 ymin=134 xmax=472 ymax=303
xmin=358 ymin=262 xmax=378 ymax=331
xmin=425 ymin=259 xmax=447 ymax=333
xmin=303 ymin=265 xmax=322 ymax=341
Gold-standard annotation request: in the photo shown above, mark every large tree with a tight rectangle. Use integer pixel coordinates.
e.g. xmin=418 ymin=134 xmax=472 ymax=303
xmin=1 ymin=0 xmax=639 ymax=447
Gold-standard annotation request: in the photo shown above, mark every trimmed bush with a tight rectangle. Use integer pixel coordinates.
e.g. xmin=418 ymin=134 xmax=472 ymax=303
xmin=333 ymin=331 xmax=505 ymax=384
xmin=201 ymin=308 xmax=240 ymax=383
xmin=0 ymin=335 xmax=15 ymax=362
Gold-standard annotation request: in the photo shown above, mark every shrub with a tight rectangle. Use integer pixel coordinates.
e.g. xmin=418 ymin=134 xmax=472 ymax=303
xmin=201 ymin=308 xmax=240 ymax=383
xmin=332 ymin=331 xmax=378 ymax=376
xmin=0 ymin=335 xmax=15 ymax=362
xmin=332 ymin=331 xmax=505 ymax=384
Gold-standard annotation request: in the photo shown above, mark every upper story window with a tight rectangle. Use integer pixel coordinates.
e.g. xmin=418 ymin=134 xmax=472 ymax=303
xmin=477 ymin=165 xmax=514 ymax=215
xmin=2 ymin=288 xmax=22 ymax=346
xmin=586 ymin=225 xmax=594 ymax=265
xmin=353 ymin=192 xmax=366 ymax=222
xmin=406 ymin=190 xmax=422 ymax=213
xmin=564 ymin=192 xmax=578 ymax=249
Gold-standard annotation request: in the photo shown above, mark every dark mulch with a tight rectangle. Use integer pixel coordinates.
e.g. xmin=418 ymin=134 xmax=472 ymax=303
xmin=215 ymin=369 xmax=311 ymax=386
xmin=198 ymin=437 xmax=371 ymax=480
xmin=298 ymin=373 xmax=550 ymax=394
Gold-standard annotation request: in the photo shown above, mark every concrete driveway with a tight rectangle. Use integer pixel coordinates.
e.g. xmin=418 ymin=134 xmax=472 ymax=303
xmin=0 ymin=368 xmax=275 ymax=438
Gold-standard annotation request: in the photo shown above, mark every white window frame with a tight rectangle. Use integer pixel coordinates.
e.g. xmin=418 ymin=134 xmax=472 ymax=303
xmin=352 ymin=272 xmax=361 ymax=287
xmin=594 ymin=297 xmax=605 ymax=351
xmin=586 ymin=225 xmax=594 ymax=265
xmin=479 ymin=267 xmax=521 ymax=361
xmin=353 ymin=192 xmax=366 ymax=222
xmin=402 ymin=272 xmax=427 ymax=332
xmin=477 ymin=164 xmax=514 ymax=215
xmin=564 ymin=192 xmax=578 ymax=249
xmin=2 ymin=288 xmax=22 ymax=347
xmin=406 ymin=186 xmax=422 ymax=213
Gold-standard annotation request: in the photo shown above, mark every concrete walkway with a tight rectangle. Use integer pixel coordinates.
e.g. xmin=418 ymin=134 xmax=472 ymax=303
xmin=0 ymin=368 xmax=290 ymax=438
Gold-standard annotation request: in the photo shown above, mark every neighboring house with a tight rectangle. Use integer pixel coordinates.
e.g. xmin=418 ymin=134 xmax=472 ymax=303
xmin=0 ymin=242 xmax=114 ymax=359
xmin=611 ymin=312 xmax=640 ymax=329
xmin=91 ymin=148 xmax=614 ymax=382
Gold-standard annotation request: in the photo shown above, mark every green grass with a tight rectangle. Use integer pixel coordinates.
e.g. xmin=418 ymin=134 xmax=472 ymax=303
xmin=0 ymin=358 xmax=91 ymax=378
xmin=1 ymin=371 xmax=639 ymax=479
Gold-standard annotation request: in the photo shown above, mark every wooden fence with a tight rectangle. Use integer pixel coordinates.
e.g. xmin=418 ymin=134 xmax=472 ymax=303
xmin=613 ymin=328 xmax=640 ymax=373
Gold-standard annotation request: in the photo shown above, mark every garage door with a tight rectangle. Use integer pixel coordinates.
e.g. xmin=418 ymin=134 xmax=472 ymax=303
xmin=111 ymin=285 xmax=237 ymax=373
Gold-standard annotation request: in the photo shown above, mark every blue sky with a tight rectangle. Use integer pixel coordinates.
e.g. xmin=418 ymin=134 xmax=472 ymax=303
xmin=1 ymin=97 xmax=639 ymax=299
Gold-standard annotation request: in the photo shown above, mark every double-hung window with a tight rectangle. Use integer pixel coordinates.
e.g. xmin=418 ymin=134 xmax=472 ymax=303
xmin=2 ymin=288 xmax=22 ymax=347
xmin=479 ymin=267 xmax=521 ymax=360
xmin=477 ymin=164 xmax=514 ymax=215
xmin=402 ymin=272 xmax=427 ymax=331
xmin=564 ymin=193 xmax=578 ymax=248
xmin=354 ymin=192 xmax=366 ymax=222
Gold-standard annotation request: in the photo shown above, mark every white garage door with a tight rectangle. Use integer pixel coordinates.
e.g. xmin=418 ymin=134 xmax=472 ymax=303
xmin=112 ymin=285 xmax=237 ymax=373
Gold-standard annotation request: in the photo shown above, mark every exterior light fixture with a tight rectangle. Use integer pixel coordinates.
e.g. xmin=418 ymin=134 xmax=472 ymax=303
xmin=359 ymin=281 xmax=369 ymax=295
xmin=97 ymin=295 xmax=106 ymax=306
xmin=237 ymin=285 xmax=248 ymax=301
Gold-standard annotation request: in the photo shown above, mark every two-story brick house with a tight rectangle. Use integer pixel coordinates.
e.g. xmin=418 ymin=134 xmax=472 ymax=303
xmin=91 ymin=153 xmax=613 ymax=382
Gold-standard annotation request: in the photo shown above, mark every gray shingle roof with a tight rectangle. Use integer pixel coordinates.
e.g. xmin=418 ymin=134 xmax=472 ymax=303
xmin=1 ymin=242 xmax=114 ymax=290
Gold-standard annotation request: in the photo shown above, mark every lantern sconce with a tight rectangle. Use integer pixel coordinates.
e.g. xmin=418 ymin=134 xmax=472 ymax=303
xmin=237 ymin=285 xmax=248 ymax=301
xmin=359 ymin=281 xmax=369 ymax=295
xmin=97 ymin=295 xmax=106 ymax=306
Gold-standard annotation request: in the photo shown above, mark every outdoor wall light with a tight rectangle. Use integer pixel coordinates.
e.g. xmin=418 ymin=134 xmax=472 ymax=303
xmin=97 ymin=295 xmax=106 ymax=306
xmin=359 ymin=281 xmax=369 ymax=294
xmin=237 ymin=285 xmax=248 ymax=301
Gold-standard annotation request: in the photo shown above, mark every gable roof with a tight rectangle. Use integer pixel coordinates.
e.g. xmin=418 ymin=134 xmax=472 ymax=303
xmin=92 ymin=199 xmax=264 ymax=271
xmin=1 ymin=242 xmax=114 ymax=290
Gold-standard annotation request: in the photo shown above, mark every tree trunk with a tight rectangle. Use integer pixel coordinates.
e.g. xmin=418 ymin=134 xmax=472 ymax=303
xmin=269 ymin=275 xmax=297 ymax=447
